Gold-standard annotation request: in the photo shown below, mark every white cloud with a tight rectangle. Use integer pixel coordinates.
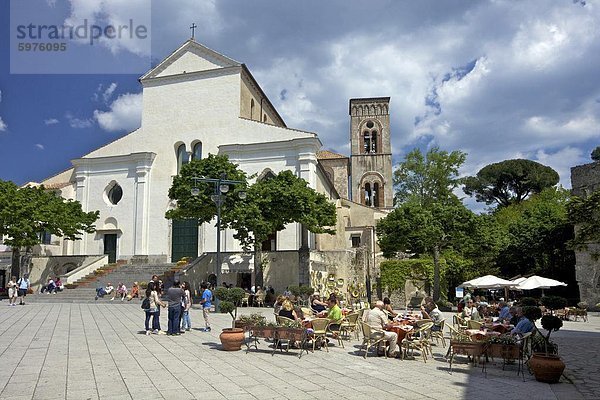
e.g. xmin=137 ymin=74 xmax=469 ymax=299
xmin=94 ymin=92 xmax=142 ymax=132
xmin=65 ymin=113 xmax=93 ymax=129
xmin=103 ymin=83 xmax=118 ymax=103
xmin=35 ymin=144 xmax=45 ymax=150
xmin=44 ymin=118 xmax=59 ymax=125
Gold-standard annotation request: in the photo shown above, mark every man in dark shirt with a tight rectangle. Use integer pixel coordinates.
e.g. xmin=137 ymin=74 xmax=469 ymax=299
xmin=166 ymin=281 xmax=184 ymax=335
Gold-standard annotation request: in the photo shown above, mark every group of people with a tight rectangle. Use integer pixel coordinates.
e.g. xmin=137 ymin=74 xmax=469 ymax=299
xmin=95 ymin=282 xmax=140 ymax=301
xmin=141 ymin=276 xmax=213 ymax=336
xmin=40 ymin=276 xmax=63 ymax=294
xmin=5 ymin=274 xmax=31 ymax=306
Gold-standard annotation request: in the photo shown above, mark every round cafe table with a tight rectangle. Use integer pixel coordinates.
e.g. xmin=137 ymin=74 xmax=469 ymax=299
xmin=384 ymin=323 xmax=413 ymax=342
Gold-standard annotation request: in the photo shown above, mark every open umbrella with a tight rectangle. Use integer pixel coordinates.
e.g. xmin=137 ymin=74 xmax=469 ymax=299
xmin=459 ymin=275 xmax=515 ymax=289
xmin=516 ymin=276 xmax=567 ymax=291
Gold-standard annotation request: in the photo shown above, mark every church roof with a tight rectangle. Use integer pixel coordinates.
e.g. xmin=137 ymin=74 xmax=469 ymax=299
xmin=43 ymin=182 xmax=72 ymax=189
xmin=317 ymin=150 xmax=348 ymax=160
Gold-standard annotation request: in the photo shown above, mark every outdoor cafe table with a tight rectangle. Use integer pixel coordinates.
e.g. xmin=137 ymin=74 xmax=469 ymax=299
xmin=465 ymin=329 xmax=501 ymax=341
xmin=384 ymin=323 xmax=414 ymax=341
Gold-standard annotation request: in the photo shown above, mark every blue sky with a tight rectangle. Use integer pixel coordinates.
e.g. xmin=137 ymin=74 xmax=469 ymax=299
xmin=1 ymin=0 xmax=599 ymax=194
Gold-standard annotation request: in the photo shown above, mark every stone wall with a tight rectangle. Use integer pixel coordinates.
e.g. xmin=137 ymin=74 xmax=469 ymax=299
xmin=570 ymin=160 xmax=600 ymax=308
xmin=29 ymin=255 xmax=105 ymax=291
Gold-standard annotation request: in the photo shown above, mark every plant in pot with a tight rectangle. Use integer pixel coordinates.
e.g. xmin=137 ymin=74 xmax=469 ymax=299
xmin=235 ymin=313 xmax=265 ymax=330
xmin=529 ymin=315 xmax=565 ymax=383
xmin=541 ymin=296 xmax=568 ymax=315
xmin=214 ymin=287 xmax=246 ymax=351
xmin=487 ymin=334 xmax=519 ymax=360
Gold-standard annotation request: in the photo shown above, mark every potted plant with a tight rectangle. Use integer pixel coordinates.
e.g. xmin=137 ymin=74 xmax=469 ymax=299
xmin=214 ymin=287 xmax=246 ymax=351
xmin=519 ymin=297 xmax=539 ymax=307
xmin=251 ymin=319 xmax=277 ymax=339
xmin=235 ymin=313 xmax=265 ymax=330
xmin=487 ymin=335 xmax=519 ymax=360
xmin=541 ymin=296 xmax=568 ymax=315
xmin=528 ymin=315 xmax=565 ymax=383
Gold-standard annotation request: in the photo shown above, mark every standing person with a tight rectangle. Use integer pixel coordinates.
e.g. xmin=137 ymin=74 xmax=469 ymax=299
xmin=200 ymin=282 xmax=212 ymax=332
xmin=166 ymin=281 xmax=184 ymax=336
xmin=181 ymin=281 xmax=192 ymax=332
xmin=17 ymin=274 xmax=30 ymax=305
xmin=151 ymin=275 xmax=163 ymax=326
xmin=144 ymin=282 xmax=166 ymax=335
xmin=6 ymin=276 xmax=18 ymax=306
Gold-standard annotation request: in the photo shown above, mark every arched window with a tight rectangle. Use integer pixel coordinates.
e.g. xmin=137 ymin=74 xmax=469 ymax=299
xmin=192 ymin=142 xmax=202 ymax=161
xmin=176 ymin=144 xmax=188 ymax=174
xmin=373 ymin=182 xmax=380 ymax=207
xmin=107 ymin=183 xmax=123 ymax=205
xmin=371 ymin=131 xmax=378 ymax=153
xmin=364 ymin=183 xmax=371 ymax=206
xmin=250 ymin=99 xmax=255 ymax=120
xmin=363 ymin=131 xmax=371 ymax=153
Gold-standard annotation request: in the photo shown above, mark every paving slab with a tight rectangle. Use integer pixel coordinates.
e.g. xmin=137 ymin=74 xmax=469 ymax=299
xmin=0 ymin=303 xmax=597 ymax=400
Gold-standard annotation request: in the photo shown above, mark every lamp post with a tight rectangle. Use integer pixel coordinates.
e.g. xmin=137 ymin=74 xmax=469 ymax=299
xmin=190 ymin=173 xmax=246 ymax=291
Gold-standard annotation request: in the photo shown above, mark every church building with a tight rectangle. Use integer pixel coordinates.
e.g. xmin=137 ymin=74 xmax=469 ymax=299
xmin=31 ymin=40 xmax=394 ymax=296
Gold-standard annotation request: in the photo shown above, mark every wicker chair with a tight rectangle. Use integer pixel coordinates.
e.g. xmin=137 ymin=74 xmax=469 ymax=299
xmin=401 ymin=322 xmax=434 ymax=362
xmin=359 ymin=321 xmax=388 ymax=359
xmin=240 ymin=293 xmax=250 ymax=307
xmin=467 ymin=320 xmax=483 ymax=330
xmin=254 ymin=293 xmax=265 ymax=307
xmin=453 ymin=314 xmax=467 ymax=330
xmin=430 ymin=318 xmax=446 ymax=348
xmin=310 ymin=318 xmax=330 ymax=353
xmin=301 ymin=307 xmax=314 ymax=318
xmin=340 ymin=312 xmax=360 ymax=340
xmin=276 ymin=315 xmax=296 ymax=325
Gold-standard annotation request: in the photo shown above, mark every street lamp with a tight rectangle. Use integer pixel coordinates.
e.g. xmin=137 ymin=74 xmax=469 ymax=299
xmin=190 ymin=173 xmax=246 ymax=291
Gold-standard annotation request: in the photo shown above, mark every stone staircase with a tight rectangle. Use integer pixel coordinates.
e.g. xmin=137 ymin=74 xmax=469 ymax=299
xmin=26 ymin=262 xmax=183 ymax=304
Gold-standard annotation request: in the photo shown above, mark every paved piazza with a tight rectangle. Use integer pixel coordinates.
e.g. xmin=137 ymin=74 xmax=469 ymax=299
xmin=0 ymin=303 xmax=598 ymax=400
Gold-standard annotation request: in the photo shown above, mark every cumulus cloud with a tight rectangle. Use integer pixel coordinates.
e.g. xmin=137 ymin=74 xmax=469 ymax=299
xmin=94 ymin=92 xmax=142 ymax=132
xmin=44 ymin=118 xmax=59 ymax=125
xmin=65 ymin=113 xmax=93 ymax=129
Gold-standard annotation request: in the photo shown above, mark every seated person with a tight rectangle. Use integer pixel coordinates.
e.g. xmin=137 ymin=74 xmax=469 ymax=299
xmin=365 ymin=301 xmax=398 ymax=357
xmin=310 ymin=293 xmax=328 ymax=313
xmin=498 ymin=301 xmax=512 ymax=321
xmin=461 ymin=299 xmax=481 ymax=321
xmin=509 ymin=306 xmax=520 ymax=326
xmin=421 ymin=301 xmax=444 ymax=331
xmin=41 ymin=278 xmax=56 ymax=294
xmin=511 ymin=307 xmax=535 ymax=335
xmin=129 ymin=282 xmax=140 ymax=300
xmin=383 ymin=297 xmax=398 ymax=320
xmin=273 ymin=295 xmax=285 ymax=314
xmin=96 ymin=283 xmax=114 ymax=300
xmin=54 ymin=277 xmax=63 ymax=292
xmin=112 ymin=282 xmax=128 ymax=301
xmin=278 ymin=300 xmax=299 ymax=321
xmin=326 ymin=298 xmax=343 ymax=331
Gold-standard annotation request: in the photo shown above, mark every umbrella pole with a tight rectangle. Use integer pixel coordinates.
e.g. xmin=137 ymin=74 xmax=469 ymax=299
xmin=504 ymin=287 xmax=509 ymax=301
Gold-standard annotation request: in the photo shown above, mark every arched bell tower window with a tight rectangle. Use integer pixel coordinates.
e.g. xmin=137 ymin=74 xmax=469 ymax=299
xmin=373 ymin=182 xmax=380 ymax=207
xmin=176 ymin=144 xmax=188 ymax=174
xmin=192 ymin=142 xmax=202 ymax=161
xmin=361 ymin=120 xmax=380 ymax=154
xmin=364 ymin=182 xmax=371 ymax=206
xmin=361 ymin=179 xmax=383 ymax=207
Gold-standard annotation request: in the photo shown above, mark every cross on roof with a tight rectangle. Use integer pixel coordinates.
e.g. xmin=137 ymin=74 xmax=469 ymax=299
xmin=190 ymin=23 xmax=197 ymax=40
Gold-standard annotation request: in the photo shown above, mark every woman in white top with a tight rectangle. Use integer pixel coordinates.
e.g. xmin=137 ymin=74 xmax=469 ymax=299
xmin=6 ymin=276 xmax=18 ymax=306
xmin=144 ymin=281 xmax=166 ymax=335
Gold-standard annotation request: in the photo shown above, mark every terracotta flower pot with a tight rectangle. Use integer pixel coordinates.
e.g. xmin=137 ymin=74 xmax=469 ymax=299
xmin=219 ymin=328 xmax=245 ymax=351
xmin=529 ymin=354 xmax=565 ymax=383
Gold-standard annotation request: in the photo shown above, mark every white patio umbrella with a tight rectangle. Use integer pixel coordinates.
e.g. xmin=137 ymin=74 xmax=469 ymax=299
xmin=516 ymin=276 xmax=567 ymax=291
xmin=459 ymin=275 xmax=515 ymax=289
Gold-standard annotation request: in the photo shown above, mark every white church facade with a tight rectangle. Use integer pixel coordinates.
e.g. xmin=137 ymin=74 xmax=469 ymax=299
xmin=32 ymin=40 xmax=394 ymax=294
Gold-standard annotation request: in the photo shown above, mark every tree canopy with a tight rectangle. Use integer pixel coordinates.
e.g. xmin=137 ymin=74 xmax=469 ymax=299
xmin=591 ymin=146 xmax=600 ymax=162
xmin=463 ymin=159 xmax=559 ymax=207
xmin=0 ymin=180 xmax=99 ymax=276
xmin=568 ymin=188 xmax=600 ymax=251
xmin=393 ymin=147 xmax=466 ymax=207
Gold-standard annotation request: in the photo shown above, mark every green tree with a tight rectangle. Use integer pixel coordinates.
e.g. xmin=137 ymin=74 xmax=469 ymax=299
xmin=377 ymin=197 xmax=476 ymax=301
xmin=463 ymin=159 xmax=559 ymax=207
xmin=568 ymin=188 xmax=600 ymax=252
xmin=166 ymin=154 xmax=249 ymax=223
xmin=393 ymin=147 xmax=466 ymax=207
xmin=0 ymin=180 xmax=99 ymax=277
xmin=225 ymin=170 xmax=336 ymax=286
xmin=591 ymin=146 xmax=600 ymax=161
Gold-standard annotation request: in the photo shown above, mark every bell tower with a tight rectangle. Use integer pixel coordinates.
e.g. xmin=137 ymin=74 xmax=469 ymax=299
xmin=349 ymin=97 xmax=393 ymax=209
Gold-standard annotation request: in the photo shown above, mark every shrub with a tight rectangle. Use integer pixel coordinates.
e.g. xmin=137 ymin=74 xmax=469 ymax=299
xmin=539 ymin=315 xmax=563 ymax=355
xmin=287 ymin=285 xmax=302 ymax=297
xmin=522 ymin=306 xmax=542 ymax=322
xmin=541 ymin=296 xmax=568 ymax=311
xmin=299 ymin=285 xmax=314 ymax=297
xmin=519 ymin=297 xmax=538 ymax=307
xmin=214 ymin=287 xmax=246 ymax=327
xmin=138 ymin=281 xmax=148 ymax=289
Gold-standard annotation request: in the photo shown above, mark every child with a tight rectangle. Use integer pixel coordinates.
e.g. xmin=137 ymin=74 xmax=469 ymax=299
xmin=181 ymin=281 xmax=192 ymax=331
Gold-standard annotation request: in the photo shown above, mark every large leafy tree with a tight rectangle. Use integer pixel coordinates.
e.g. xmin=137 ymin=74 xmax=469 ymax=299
xmin=568 ymin=188 xmax=600 ymax=252
xmin=377 ymin=197 xmax=476 ymax=301
xmin=463 ymin=159 xmax=559 ymax=207
xmin=393 ymin=147 xmax=466 ymax=207
xmin=167 ymin=156 xmax=336 ymax=286
xmin=225 ymin=170 xmax=336 ymax=286
xmin=0 ymin=180 xmax=99 ymax=277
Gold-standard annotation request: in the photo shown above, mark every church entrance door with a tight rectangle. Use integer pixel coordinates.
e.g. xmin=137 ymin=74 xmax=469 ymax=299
xmin=103 ymin=234 xmax=117 ymax=263
xmin=171 ymin=220 xmax=198 ymax=262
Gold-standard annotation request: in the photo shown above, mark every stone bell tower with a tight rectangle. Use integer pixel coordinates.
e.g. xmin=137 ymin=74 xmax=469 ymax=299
xmin=349 ymin=97 xmax=393 ymax=209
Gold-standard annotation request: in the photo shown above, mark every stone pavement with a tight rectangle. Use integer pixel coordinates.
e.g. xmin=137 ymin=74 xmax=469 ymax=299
xmin=0 ymin=303 xmax=595 ymax=400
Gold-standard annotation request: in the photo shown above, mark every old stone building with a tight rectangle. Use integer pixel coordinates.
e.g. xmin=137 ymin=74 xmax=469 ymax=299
xmin=570 ymin=160 xmax=600 ymax=307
